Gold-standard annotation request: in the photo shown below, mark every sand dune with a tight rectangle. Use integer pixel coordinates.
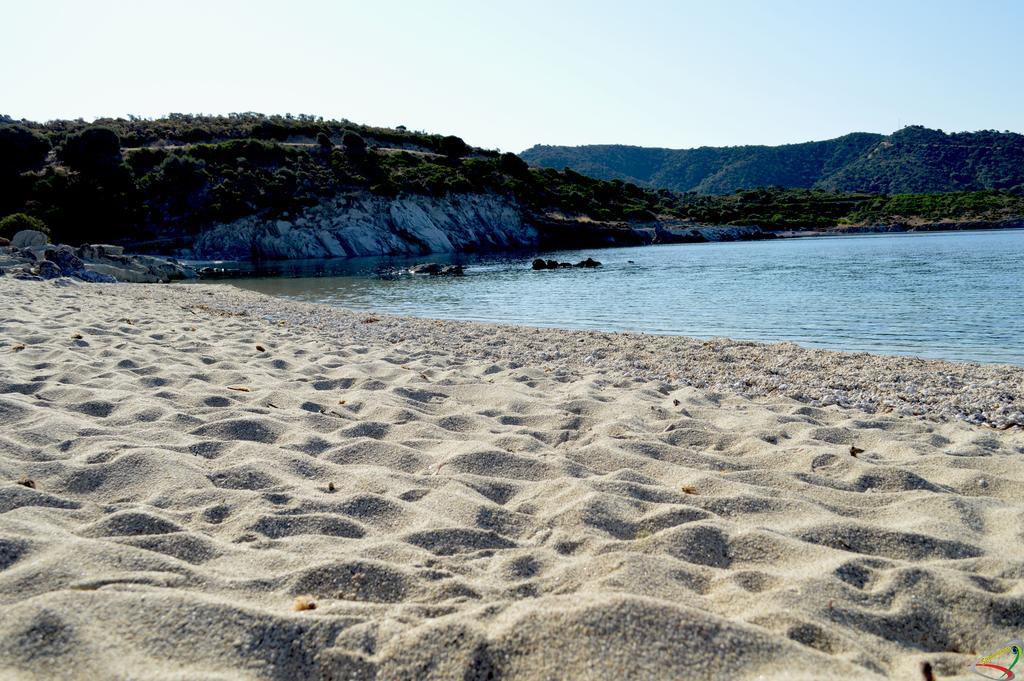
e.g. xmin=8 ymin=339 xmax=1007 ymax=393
xmin=1 ymin=277 xmax=1022 ymax=680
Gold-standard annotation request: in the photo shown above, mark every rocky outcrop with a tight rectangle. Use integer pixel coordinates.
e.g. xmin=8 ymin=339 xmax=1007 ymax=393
xmin=0 ymin=231 xmax=197 ymax=283
xmin=187 ymin=193 xmax=537 ymax=261
xmin=186 ymin=191 xmax=762 ymax=264
xmin=409 ymin=263 xmax=464 ymax=276
xmin=532 ymin=257 xmax=602 ymax=270
xmin=650 ymin=221 xmax=773 ymax=243
xmin=10 ymin=229 xmax=49 ymax=249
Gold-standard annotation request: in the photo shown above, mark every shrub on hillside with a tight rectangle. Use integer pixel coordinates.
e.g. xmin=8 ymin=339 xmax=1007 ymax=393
xmin=499 ymin=152 xmax=530 ymax=178
xmin=0 ymin=126 xmax=51 ymax=176
xmin=439 ymin=135 xmax=469 ymax=159
xmin=0 ymin=212 xmax=50 ymax=239
xmin=58 ymin=127 xmax=122 ymax=171
xmin=342 ymin=131 xmax=367 ymax=159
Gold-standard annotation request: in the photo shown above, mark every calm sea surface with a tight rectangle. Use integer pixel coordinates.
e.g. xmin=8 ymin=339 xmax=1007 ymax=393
xmin=225 ymin=229 xmax=1024 ymax=365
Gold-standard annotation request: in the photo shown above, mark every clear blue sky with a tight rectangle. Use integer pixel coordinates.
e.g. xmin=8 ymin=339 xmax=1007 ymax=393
xmin=2 ymin=0 xmax=1022 ymax=152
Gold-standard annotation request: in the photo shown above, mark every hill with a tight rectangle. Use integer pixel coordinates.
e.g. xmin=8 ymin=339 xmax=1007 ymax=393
xmin=1 ymin=115 xmax=1022 ymax=260
xmin=520 ymin=127 xmax=1024 ymax=195
xmin=0 ymin=113 xmax=687 ymax=249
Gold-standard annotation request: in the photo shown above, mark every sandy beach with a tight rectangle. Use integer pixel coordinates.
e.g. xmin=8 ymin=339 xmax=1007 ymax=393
xmin=1 ymin=276 xmax=1022 ymax=680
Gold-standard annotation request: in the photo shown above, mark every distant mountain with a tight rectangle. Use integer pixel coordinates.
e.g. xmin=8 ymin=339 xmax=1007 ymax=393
xmin=520 ymin=127 xmax=1024 ymax=195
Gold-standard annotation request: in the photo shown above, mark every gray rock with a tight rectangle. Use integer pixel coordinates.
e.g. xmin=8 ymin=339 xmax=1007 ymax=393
xmin=532 ymin=259 xmax=574 ymax=270
xmin=410 ymin=263 xmax=465 ymax=276
xmin=191 ymin=193 xmax=537 ymax=261
xmin=77 ymin=244 xmax=124 ymax=259
xmin=410 ymin=263 xmax=443 ymax=275
xmin=74 ymin=250 xmax=197 ymax=283
xmin=35 ymin=260 xmax=62 ymax=279
xmin=45 ymin=246 xmax=85 ymax=275
xmin=11 ymin=230 xmax=49 ymax=249
xmin=73 ymin=269 xmax=117 ymax=284
xmin=1 ymin=237 xmax=193 ymax=284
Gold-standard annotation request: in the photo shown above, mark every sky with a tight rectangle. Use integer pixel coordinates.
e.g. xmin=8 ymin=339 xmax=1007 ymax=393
xmin=2 ymin=0 xmax=1022 ymax=152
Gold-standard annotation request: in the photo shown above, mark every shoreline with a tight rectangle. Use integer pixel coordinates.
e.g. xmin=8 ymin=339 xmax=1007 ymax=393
xmin=2 ymin=277 xmax=1023 ymax=679
xmin=204 ymin=282 xmax=1024 ymax=430
xmin=182 ymin=223 xmax=1024 ymax=280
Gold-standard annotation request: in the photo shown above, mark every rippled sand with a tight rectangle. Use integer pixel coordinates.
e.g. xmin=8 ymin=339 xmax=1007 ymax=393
xmin=1 ymin=278 xmax=1022 ymax=680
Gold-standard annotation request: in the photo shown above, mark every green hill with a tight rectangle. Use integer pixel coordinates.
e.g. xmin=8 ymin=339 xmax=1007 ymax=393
xmin=521 ymin=127 xmax=1024 ymax=195
xmin=2 ymin=115 xmax=1023 ymax=255
xmin=0 ymin=114 xmax=688 ymax=247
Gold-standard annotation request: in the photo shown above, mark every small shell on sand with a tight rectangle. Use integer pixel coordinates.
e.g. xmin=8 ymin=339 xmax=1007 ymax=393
xmin=292 ymin=596 xmax=317 ymax=611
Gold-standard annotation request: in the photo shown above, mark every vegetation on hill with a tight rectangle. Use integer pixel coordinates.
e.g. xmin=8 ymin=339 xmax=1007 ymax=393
xmin=521 ymin=127 xmax=1024 ymax=195
xmin=1 ymin=115 xmax=1022 ymax=250
xmin=0 ymin=114 xmax=689 ymax=245
xmin=673 ymin=188 xmax=1024 ymax=229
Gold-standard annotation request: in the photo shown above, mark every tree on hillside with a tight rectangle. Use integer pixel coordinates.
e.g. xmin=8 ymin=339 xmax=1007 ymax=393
xmin=0 ymin=125 xmax=51 ymax=176
xmin=58 ymin=127 xmax=123 ymax=172
xmin=439 ymin=135 xmax=469 ymax=159
xmin=342 ymin=131 xmax=367 ymax=159
xmin=499 ymin=152 xmax=530 ymax=178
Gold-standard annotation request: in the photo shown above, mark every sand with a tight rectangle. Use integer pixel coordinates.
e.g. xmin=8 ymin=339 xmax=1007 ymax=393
xmin=0 ymin=276 xmax=1022 ymax=680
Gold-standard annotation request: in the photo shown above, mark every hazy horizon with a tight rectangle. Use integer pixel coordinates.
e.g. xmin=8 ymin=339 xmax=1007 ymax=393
xmin=2 ymin=0 xmax=1023 ymax=153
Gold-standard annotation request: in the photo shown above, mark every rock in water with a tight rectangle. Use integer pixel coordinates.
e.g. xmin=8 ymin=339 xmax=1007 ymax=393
xmin=410 ymin=263 xmax=464 ymax=276
xmin=410 ymin=263 xmax=443 ymax=275
xmin=11 ymin=230 xmax=49 ymax=249
xmin=532 ymin=258 xmax=575 ymax=270
xmin=575 ymin=257 xmax=601 ymax=268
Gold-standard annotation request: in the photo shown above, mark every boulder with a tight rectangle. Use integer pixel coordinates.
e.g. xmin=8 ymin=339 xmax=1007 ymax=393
xmin=84 ymin=262 xmax=169 ymax=283
xmin=0 ymin=237 xmax=9 ymax=247
xmin=74 ymin=269 xmax=117 ymax=284
xmin=72 ymin=250 xmax=197 ymax=283
xmin=532 ymin=258 xmax=576 ymax=270
xmin=77 ymin=244 xmax=124 ymax=259
xmin=11 ymin=230 xmax=49 ymax=249
xmin=45 ymin=246 xmax=85 ymax=275
xmin=575 ymin=257 xmax=602 ymax=268
xmin=410 ymin=262 xmax=443 ymax=275
xmin=409 ymin=262 xmax=465 ymax=276
xmin=35 ymin=260 xmax=63 ymax=279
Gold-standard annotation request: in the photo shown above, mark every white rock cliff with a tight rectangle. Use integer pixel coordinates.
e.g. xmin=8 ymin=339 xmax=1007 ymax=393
xmin=188 ymin=193 xmax=537 ymax=260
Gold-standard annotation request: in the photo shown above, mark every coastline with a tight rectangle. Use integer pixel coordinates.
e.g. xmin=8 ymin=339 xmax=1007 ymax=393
xmin=181 ymin=221 xmax=1024 ymax=280
xmin=1 ymin=278 xmax=1023 ymax=679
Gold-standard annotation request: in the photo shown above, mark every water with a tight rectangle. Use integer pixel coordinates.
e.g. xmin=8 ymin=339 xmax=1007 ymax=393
xmin=225 ymin=229 xmax=1024 ymax=365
